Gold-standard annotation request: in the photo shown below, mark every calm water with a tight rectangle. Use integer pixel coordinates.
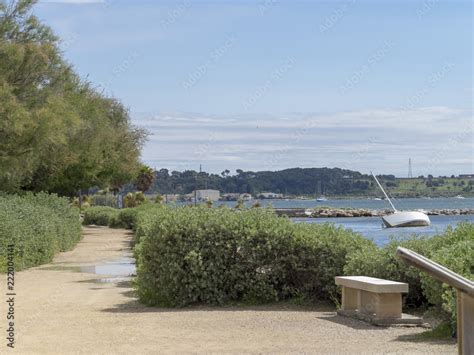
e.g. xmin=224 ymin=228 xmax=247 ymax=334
xmin=292 ymin=214 xmax=474 ymax=246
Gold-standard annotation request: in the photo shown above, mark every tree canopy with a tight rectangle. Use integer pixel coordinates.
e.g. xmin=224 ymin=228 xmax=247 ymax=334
xmin=0 ymin=0 xmax=146 ymax=195
xmin=148 ymin=167 xmax=371 ymax=196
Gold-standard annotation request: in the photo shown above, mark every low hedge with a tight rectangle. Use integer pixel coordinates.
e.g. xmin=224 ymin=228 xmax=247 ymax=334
xmin=134 ymin=206 xmax=373 ymax=307
xmin=114 ymin=204 xmax=158 ymax=230
xmin=0 ymin=192 xmax=82 ymax=271
xmin=83 ymin=204 xmax=158 ymax=230
xmin=82 ymin=206 xmax=119 ymax=226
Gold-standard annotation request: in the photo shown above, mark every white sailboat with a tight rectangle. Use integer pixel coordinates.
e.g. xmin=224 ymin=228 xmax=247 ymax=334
xmin=372 ymin=172 xmax=430 ymax=228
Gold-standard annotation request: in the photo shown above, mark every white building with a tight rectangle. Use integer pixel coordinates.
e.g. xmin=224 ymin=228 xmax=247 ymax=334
xmin=258 ymin=192 xmax=283 ymax=199
xmin=194 ymin=189 xmax=220 ymax=201
xmin=240 ymin=193 xmax=252 ymax=201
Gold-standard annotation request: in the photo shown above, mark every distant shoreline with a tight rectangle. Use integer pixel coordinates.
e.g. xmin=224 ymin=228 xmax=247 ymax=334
xmin=274 ymin=207 xmax=474 ymax=218
xmin=261 ymin=196 xmax=474 ymax=200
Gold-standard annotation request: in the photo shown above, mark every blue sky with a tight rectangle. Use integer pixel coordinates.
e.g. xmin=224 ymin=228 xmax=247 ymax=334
xmin=35 ymin=0 xmax=472 ymax=176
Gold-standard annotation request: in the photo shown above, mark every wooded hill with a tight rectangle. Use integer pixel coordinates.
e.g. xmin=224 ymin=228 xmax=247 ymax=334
xmin=147 ymin=168 xmax=474 ymax=197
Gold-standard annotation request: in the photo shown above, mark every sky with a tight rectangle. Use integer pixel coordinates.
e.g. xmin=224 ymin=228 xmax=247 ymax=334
xmin=34 ymin=0 xmax=473 ymax=176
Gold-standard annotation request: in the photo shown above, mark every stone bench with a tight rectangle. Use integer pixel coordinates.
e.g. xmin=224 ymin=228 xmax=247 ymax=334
xmin=335 ymin=276 xmax=419 ymax=325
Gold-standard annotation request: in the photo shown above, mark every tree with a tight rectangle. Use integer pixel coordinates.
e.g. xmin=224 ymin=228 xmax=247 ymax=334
xmin=134 ymin=165 xmax=155 ymax=193
xmin=0 ymin=0 xmax=147 ymax=195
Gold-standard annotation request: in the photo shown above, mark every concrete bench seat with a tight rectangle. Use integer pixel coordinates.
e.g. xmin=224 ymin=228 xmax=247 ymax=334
xmin=335 ymin=276 xmax=411 ymax=324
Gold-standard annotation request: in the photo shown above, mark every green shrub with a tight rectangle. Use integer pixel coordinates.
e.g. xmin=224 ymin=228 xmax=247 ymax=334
xmin=0 ymin=193 xmax=82 ymax=271
xmin=134 ymin=206 xmax=373 ymax=307
xmin=82 ymin=206 xmax=118 ymax=226
xmin=133 ymin=204 xmax=164 ymax=243
xmin=344 ymin=235 xmax=432 ymax=308
xmin=420 ymin=224 xmax=474 ymax=327
xmin=345 ymin=222 xmax=474 ymax=330
xmin=124 ymin=192 xmax=147 ymax=208
xmin=107 ymin=214 xmax=126 ymax=229
xmin=84 ymin=204 xmax=158 ymax=230
xmin=111 ymin=208 xmax=140 ymax=229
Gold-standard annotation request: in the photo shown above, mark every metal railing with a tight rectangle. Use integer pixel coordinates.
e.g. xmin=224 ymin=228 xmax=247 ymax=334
xmin=396 ymin=247 xmax=474 ymax=355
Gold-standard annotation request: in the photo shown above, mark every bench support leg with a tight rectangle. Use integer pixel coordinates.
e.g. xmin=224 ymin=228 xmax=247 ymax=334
xmin=358 ymin=291 xmax=402 ymax=319
xmin=374 ymin=293 xmax=402 ymax=319
xmin=341 ymin=286 xmax=358 ymax=311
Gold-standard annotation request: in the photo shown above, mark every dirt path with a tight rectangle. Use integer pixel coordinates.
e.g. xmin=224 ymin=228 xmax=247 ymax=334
xmin=1 ymin=226 xmax=456 ymax=354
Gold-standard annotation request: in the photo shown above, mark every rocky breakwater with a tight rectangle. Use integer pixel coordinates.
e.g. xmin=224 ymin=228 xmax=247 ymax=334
xmin=428 ymin=208 xmax=474 ymax=216
xmin=274 ymin=207 xmax=474 ymax=218
xmin=307 ymin=208 xmax=389 ymax=218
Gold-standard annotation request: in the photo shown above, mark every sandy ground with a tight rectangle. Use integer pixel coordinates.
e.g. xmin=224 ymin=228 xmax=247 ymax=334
xmin=0 ymin=226 xmax=457 ymax=354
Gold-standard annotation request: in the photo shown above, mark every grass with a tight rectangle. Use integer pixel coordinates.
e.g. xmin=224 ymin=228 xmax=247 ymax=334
xmin=350 ymin=177 xmax=474 ymax=198
xmin=414 ymin=323 xmax=453 ymax=340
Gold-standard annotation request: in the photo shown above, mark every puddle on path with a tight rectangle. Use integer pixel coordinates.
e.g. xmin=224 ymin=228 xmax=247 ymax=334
xmin=80 ymin=257 xmax=136 ymax=277
xmin=40 ymin=257 xmax=136 ymax=284
xmin=84 ymin=277 xmax=132 ymax=284
xmin=40 ymin=265 xmax=82 ymax=272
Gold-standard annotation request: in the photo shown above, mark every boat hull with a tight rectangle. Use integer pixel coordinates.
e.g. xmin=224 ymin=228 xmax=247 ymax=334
xmin=382 ymin=211 xmax=430 ymax=228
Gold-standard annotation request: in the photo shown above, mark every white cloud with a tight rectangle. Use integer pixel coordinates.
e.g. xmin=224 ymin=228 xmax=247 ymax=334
xmin=40 ymin=0 xmax=104 ymax=3
xmin=134 ymin=107 xmax=473 ymax=176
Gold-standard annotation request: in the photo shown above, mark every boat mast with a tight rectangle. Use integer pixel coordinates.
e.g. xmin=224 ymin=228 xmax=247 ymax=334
xmin=371 ymin=172 xmax=397 ymax=212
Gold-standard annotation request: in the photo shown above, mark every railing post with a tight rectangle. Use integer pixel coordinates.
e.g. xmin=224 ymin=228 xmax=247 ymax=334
xmin=458 ymin=290 xmax=474 ymax=355
xmin=396 ymin=247 xmax=474 ymax=355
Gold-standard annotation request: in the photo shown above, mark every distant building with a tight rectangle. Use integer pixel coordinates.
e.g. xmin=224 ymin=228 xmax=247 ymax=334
xmin=163 ymin=194 xmax=179 ymax=202
xmin=258 ymin=192 xmax=283 ymax=199
xmin=220 ymin=193 xmax=240 ymax=201
xmin=240 ymin=193 xmax=252 ymax=201
xmin=459 ymin=174 xmax=474 ymax=179
xmin=193 ymin=189 xmax=220 ymax=201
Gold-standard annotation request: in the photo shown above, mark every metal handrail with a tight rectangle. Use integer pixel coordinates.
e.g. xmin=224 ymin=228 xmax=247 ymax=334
xmin=396 ymin=247 xmax=474 ymax=296
xmin=396 ymin=246 xmax=474 ymax=355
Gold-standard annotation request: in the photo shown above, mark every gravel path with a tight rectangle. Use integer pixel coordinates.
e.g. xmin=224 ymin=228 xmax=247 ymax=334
xmin=0 ymin=226 xmax=456 ymax=354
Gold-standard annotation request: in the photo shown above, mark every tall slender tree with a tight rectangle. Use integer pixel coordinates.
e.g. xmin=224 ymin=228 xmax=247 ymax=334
xmin=0 ymin=0 xmax=147 ymax=195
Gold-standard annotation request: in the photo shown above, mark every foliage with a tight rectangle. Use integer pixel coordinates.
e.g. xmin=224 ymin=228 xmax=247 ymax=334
xmin=109 ymin=207 xmax=148 ymax=230
xmin=133 ymin=206 xmax=373 ymax=307
xmin=82 ymin=206 xmax=118 ymax=226
xmin=134 ymin=164 xmax=155 ymax=193
xmin=150 ymin=167 xmax=370 ymax=196
xmin=419 ymin=224 xmax=474 ymax=327
xmin=0 ymin=192 xmax=82 ymax=271
xmin=345 ymin=223 xmax=474 ymax=330
xmin=154 ymin=194 xmax=164 ymax=204
xmin=124 ymin=191 xmax=147 ymax=208
xmin=345 ymin=237 xmax=431 ymax=307
xmin=133 ymin=204 xmax=164 ymax=244
xmin=0 ymin=0 xmax=146 ymax=195
xmin=83 ymin=203 xmax=157 ymax=230
xmin=235 ymin=198 xmax=244 ymax=209
xmin=147 ymin=168 xmax=472 ymax=197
